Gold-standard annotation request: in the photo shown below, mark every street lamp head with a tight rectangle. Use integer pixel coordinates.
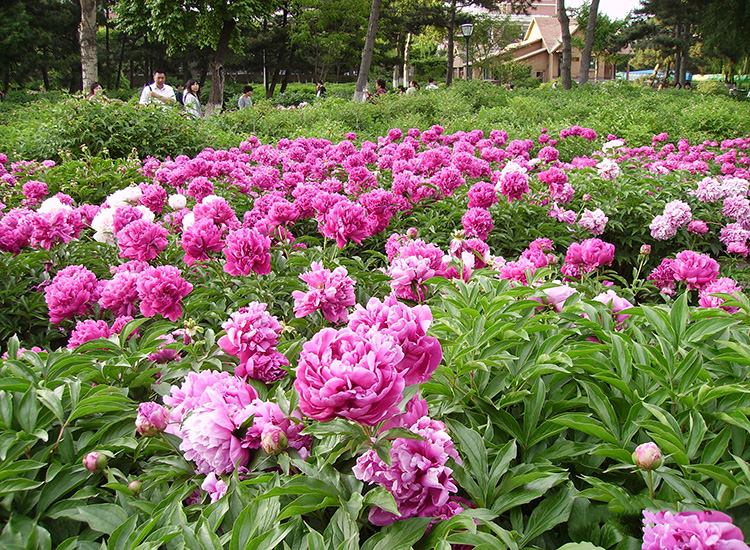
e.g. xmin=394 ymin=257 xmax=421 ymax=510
xmin=460 ymin=23 xmax=474 ymax=37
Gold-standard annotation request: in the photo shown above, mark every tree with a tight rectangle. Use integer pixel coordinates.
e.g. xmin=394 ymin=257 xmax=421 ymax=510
xmin=557 ymin=0 xmax=572 ymax=89
xmin=79 ymin=0 xmax=98 ymax=93
xmin=115 ymin=0 xmax=281 ymax=115
xmin=578 ymin=0 xmax=599 ymax=84
xmin=698 ymin=0 xmax=750 ymax=80
xmin=353 ymin=0 xmax=383 ymax=101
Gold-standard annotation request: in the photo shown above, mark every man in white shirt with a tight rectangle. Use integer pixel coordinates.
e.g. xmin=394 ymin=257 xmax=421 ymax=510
xmin=139 ymin=71 xmax=176 ymax=105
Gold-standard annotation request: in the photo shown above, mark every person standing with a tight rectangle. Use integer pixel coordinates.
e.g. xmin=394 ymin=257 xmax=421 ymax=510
xmin=316 ymin=81 xmax=326 ymax=98
xmin=425 ymin=78 xmax=438 ymax=90
xmin=139 ymin=71 xmax=176 ymax=105
xmin=238 ymin=85 xmax=254 ymax=109
xmin=183 ymin=79 xmax=202 ymax=118
xmin=406 ymin=80 xmax=419 ymax=95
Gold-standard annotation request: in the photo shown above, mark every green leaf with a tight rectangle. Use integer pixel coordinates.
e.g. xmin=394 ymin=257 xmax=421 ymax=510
xmin=520 ymin=485 xmax=574 ymax=546
xmin=684 ymin=464 xmax=739 ymax=489
xmin=550 ymin=413 xmax=619 ymax=445
xmin=49 ymin=503 xmax=129 ymax=535
xmin=0 ymin=478 xmax=44 ymax=495
xmin=557 ymin=543 xmax=606 ymax=550
xmin=360 ymin=517 xmax=433 ymax=550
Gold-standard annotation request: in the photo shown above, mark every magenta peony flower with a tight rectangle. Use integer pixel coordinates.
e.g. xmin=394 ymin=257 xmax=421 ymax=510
xmin=632 ymin=442 xmax=662 ymax=471
xmin=223 ymin=227 xmax=271 ymax=276
xmin=498 ymin=170 xmax=530 ymax=202
xmin=135 ymin=402 xmax=170 ymax=437
xmin=117 ymin=219 xmax=169 ymax=261
xmin=181 ymin=217 xmax=225 ymax=266
xmin=672 ymin=250 xmax=720 ymax=290
xmin=642 ymin=510 xmax=749 ymax=550
xmin=67 ymin=319 xmax=112 ymax=349
xmin=320 ymin=200 xmax=372 ymax=248
xmin=98 ymin=271 xmax=140 ymax=317
xmin=688 ymin=220 xmax=709 ymax=235
xmin=348 ymin=296 xmax=442 ymax=386
xmin=136 ymin=265 xmax=193 ymax=321
xmin=218 ymin=302 xmax=288 ymax=382
xmin=292 ymin=262 xmax=356 ymax=323
xmin=699 ymin=278 xmax=743 ymax=313
xmin=467 ymin=181 xmax=498 ymax=208
xmin=648 ymin=258 xmax=678 ymax=295
xmin=353 ymin=416 xmax=462 ymax=526
xmin=45 ymin=265 xmax=99 ymax=324
xmin=234 ymin=399 xmax=309 ymax=458
xmin=462 ymin=207 xmax=494 ymax=240
xmin=295 ymin=328 xmax=405 ymax=426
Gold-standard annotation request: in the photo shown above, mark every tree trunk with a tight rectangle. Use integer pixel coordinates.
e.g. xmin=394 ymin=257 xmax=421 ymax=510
xmin=557 ymin=0 xmax=572 ymax=89
xmin=353 ymin=0 xmax=382 ymax=102
xmin=403 ymin=32 xmax=412 ymax=87
xmin=79 ymin=0 xmax=98 ymax=93
xmin=446 ymin=0 xmax=457 ymax=86
xmin=578 ymin=0 xmax=599 ymax=84
xmin=205 ymin=19 xmax=236 ymax=117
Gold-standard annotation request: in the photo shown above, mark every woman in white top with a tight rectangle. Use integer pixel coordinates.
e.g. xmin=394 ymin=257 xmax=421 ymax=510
xmin=183 ymin=79 xmax=202 ymax=118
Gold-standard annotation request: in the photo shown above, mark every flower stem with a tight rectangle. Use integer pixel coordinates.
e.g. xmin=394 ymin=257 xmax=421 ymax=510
xmin=648 ymin=469 xmax=654 ymax=500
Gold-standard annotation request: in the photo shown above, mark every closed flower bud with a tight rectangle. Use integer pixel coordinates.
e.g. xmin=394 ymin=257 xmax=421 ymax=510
xmin=640 ymin=244 xmax=652 ymax=256
xmin=135 ymin=402 xmax=169 ymax=437
xmin=128 ymin=480 xmax=142 ymax=494
xmin=82 ymin=451 xmax=108 ymax=473
xmin=633 ymin=442 xmax=662 ymax=470
xmin=260 ymin=425 xmax=288 ymax=456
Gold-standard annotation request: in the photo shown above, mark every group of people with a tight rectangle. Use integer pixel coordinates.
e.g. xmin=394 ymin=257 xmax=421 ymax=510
xmin=375 ymin=77 xmax=440 ymax=99
xmin=90 ymin=70 xmax=439 ymax=114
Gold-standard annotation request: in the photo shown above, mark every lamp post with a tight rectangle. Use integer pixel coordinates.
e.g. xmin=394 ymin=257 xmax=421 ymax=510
xmin=460 ymin=23 xmax=474 ymax=81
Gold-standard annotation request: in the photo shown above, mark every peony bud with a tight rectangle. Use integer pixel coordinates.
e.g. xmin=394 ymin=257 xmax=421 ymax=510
xmin=135 ymin=402 xmax=170 ymax=437
xmin=633 ymin=442 xmax=662 ymax=471
xmin=128 ymin=480 xmax=142 ymax=494
xmin=82 ymin=451 xmax=108 ymax=473
xmin=260 ymin=425 xmax=288 ymax=456
xmin=640 ymin=244 xmax=652 ymax=256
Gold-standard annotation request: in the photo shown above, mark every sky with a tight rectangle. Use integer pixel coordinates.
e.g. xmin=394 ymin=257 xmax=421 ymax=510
xmin=566 ymin=0 xmax=644 ymax=21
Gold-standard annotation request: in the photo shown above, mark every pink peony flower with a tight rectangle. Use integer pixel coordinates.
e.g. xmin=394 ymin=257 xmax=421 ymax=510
xmin=535 ymin=284 xmax=577 ymax=313
xmin=672 ymin=250 xmax=720 ymax=290
xmin=178 ymin=395 xmax=250 ymax=475
xmin=348 ymin=296 xmax=442 ymax=386
xmin=201 ymin=473 xmax=228 ymax=503
xmin=594 ymin=289 xmax=634 ymax=328
xmin=648 ymin=258 xmax=678 ymax=295
xmin=181 ymin=218 xmax=225 ymax=266
xmin=223 ymin=228 xmax=271 ymax=276
xmin=234 ymin=399 xmax=309 ymax=457
xmin=292 ymin=262 xmax=356 ymax=323
xmin=467 ymin=181 xmax=498 ymax=208
xmin=45 ymin=265 xmax=99 ymax=324
xmin=688 ymin=220 xmax=709 ymax=235
xmin=117 ymin=219 xmax=169 ymax=261
xmin=165 ymin=370 xmax=258 ymax=426
xmin=295 ymin=328 xmax=405 ymax=426
xmin=98 ymin=271 xmax=140 ymax=317
xmin=642 ymin=510 xmax=749 ymax=550
xmin=699 ymin=278 xmax=743 ymax=313
xmin=498 ymin=170 xmax=529 ymax=202
xmin=462 ymin=207 xmax=494 ymax=240
xmin=82 ymin=451 xmax=107 ymax=473
xmin=353 ymin=416 xmax=462 ymax=526
xmin=67 ymin=319 xmax=112 ymax=348
xmin=319 ymin=200 xmax=372 ymax=248
xmin=218 ymin=302 xmax=287 ymax=381
xmin=578 ymin=208 xmax=609 ymax=236
xmin=136 ymin=265 xmax=193 ymax=321
xmin=135 ymin=402 xmax=170 ymax=437
xmin=632 ymin=442 xmax=662 ymax=471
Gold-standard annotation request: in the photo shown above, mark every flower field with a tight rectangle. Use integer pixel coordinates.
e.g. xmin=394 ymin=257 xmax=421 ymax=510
xmin=2 ymin=118 xmax=750 ymax=549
